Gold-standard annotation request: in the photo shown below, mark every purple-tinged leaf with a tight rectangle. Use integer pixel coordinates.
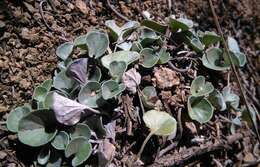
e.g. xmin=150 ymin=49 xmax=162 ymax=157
xmin=49 ymin=92 xmax=99 ymax=125
xmin=66 ymin=58 xmax=88 ymax=84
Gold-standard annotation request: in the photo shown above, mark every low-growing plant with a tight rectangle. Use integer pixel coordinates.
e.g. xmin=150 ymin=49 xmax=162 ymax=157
xmin=6 ymin=15 xmax=253 ymax=166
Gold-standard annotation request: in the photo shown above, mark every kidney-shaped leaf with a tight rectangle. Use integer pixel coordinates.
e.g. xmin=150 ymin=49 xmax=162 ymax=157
xmin=86 ymin=31 xmax=109 ymax=58
xmin=51 ymin=131 xmax=69 ymax=150
xmin=78 ymin=81 xmax=102 ymax=108
xmin=143 ymin=110 xmax=177 ymax=136
xmin=140 ymin=48 xmax=159 ymax=68
xmin=101 ymin=51 xmax=140 ymax=69
xmin=7 ymin=105 xmax=31 ymax=133
xmin=157 ymin=48 xmax=170 ymax=64
xmin=188 ymin=96 xmax=213 ymax=124
xmin=191 ymin=76 xmax=214 ymax=97
xmin=70 ymin=123 xmax=91 ymax=140
xmin=66 ymin=58 xmax=88 ymax=84
xmin=222 ymin=86 xmax=240 ymax=109
xmin=65 ymin=137 xmax=92 ymax=167
xmin=141 ymin=19 xmax=167 ymax=34
xmin=208 ymin=90 xmax=226 ymax=111
xmin=47 ymin=92 xmax=99 ymax=125
xmin=56 ymin=42 xmax=74 ymax=60
xmin=101 ymin=80 xmax=125 ymax=100
xmin=18 ymin=110 xmax=57 ymax=147
xmin=109 ymin=61 xmax=127 ymax=81
xmin=33 ymin=86 xmax=48 ymax=102
xmin=169 ymin=16 xmax=193 ymax=32
xmin=202 ymin=47 xmax=230 ymax=71
xmin=53 ymin=70 xmax=77 ymax=93
xmin=141 ymin=86 xmax=157 ymax=109
xmin=200 ymin=31 xmax=221 ymax=47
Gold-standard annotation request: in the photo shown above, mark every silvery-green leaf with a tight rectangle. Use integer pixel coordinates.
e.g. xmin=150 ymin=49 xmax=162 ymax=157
xmin=131 ymin=42 xmax=143 ymax=52
xmin=56 ymin=42 xmax=74 ymax=60
xmin=18 ymin=109 xmax=57 ymax=147
xmin=101 ymin=51 xmax=140 ymax=69
xmin=53 ymin=70 xmax=77 ymax=93
xmin=208 ymin=90 xmax=226 ymax=111
xmin=141 ymin=20 xmax=167 ymax=34
xmin=224 ymin=51 xmax=247 ymax=67
xmin=200 ymin=31 xmax=221 ymax=47
xmin=202 ymin=47 xmax=230 ymax=71
xmin=66 ymin=58 xmax=88 ymax=84
xmin=74 ymin=35 xmax=87 ymax=50
xmin=47 ymin=92 xmax=99 ymax=125
xmin=41 ymin=79 xmax=52 ymax=91
xmin=37 ymin=146 xmax=50 ymax=165
xmin=117 ymin=41 xmax=132 ymax=51
xmin=7 ymin=105 xmax=31 ymax=133
xmin=141 ymin=86 xmax=157 ymax=109
xmin=140 ymin=28 xmax=160 ymax=47
xmin=190 ymin=38 xmax=204 ymax=52
xmin=143 ymin=110 xmax=177 ymax=136
xmin=86 ymin=31 xmax=109 ymax=58
xmin=169 ymin=16 xmax=193 ymax=32
xmin=105 ymin=20 xmax=139 ymax=41
xmin=140 ymin=48 xmax=159 ymax=68
xmin=222 ymin=86 xmax=240 ymax=109
xmin=33 ymin=86 xmax=48 ymax=102
xmin=70 ymin=123 xmax=91 ymax=140
xmin=187 ymin=96 xmax=214 ymax=124
xmin=101 ymin=80 xmax=125 ymax=100
xmin=65 ymin=137 xmax=92 ymax=167
xmin=109 ymin=61 xmax=127 ymax=81
xmin=157 ymin=48 xmax=170 ymax=64
xmin=190 ymin=76 xmax=214 ymax=97
xmin=88 ymin=67 xmax=102 ymax=82
xmin=122 ymin=68 xmax=141 ymax=94
xmin=227 ymin=36 xmax=240 ymax=53
xmin=51 ymin=131 xmax=69 ymax=150
xmin=78 ymin=81 xmax=102 ymax=108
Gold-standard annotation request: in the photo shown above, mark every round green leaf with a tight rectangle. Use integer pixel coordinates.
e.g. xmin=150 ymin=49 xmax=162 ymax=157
xmin=140 ymin=28 xmax=160 ymax=47
xmin=227 ymin=36 xmax=240 ymax=53
xmin=51 ymin=131 xmax=69 ymax=150
xmin=33 ymin=86 xmax=48 ymax=102
xmin=202 ymin=47 xmax=230 ymax=71
xmin=18 ymin=110 xmax=57 ymax=147
xmin=141 ymin=20 xmax=167 ymax=34
xmin=65 ymin=137 xmax=92 ymax=167
xmin=101 ymin=51 xmax=140 ymax=69
xmin=41 ymin=79 xmax=53 ymax=91
xmin=140 ymin=48 xmax=159 ymax=68
xmin=191 ymin=76 xmax=214 ymax=97
xmin=109 ymin=61 xmax=127 ymax=81
xmin=188 ymin=96 xmax=214 ymax=124
xmin=143 ymin=110 xmax=177 ymax=136
xmin=157 ymin=48 xmax=170 ymax=64
xmin=222 ymin=86 xmax=240 ymax=109
xmin=74 ymin=35 xmax=87 ymax=50
xmin=190 ymin=38 xmax=204 ymax=52
xmin=169 ymin=16 xmax=193 ymax=32
xmin=37 ymin=146 xmax=50 ymax=165
xmin=70 ymin=123 xmax=91 ymax=140
xmin=7 ymin=105 xmax=31 ymax=133
xmin=208 ymin=90 xmax=226 ymax=111
xmin=200 ymin=31 xmax=221 ymax=47
xmin=56 ymin=42 xmax=74 ymax=60
xmin=78 ymin=81 xmax=102 ymax=108
xmin=101 ymin=80 xmax=126 ymax=100
xmin=141 ymin=86 xmax=157 ymax=109
xmin=86 ymin=31 xmax=109 ymax=58
xmin=53 ymin=70 xmax=76 ymax=93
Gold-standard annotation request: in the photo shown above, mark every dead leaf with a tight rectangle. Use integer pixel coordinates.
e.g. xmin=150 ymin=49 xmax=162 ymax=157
xmin=122 ymin=68 xmax=141 ymax=93
xmin=98 ymin=139 xmax=116 ymax=167
xmin=75 ymin=0 xmax=89 ymax=14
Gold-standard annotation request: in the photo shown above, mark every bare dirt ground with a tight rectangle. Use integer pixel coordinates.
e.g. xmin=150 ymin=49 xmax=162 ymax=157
xmin=0 ymin=0 xmax=259 ymax=166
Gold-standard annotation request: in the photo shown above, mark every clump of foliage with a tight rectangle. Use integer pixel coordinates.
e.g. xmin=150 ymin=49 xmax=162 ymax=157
xmin=6 ymin=15 xmax=253 ymax=166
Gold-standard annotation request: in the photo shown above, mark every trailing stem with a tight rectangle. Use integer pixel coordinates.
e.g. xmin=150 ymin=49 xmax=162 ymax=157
xmin=136 ymin=131 xmax=154 ymax=160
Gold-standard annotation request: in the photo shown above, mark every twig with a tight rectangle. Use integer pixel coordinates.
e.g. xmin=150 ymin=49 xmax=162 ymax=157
xmin=106 ymin=0 xmax=130 ymax=22
xmin=208 ymin=0 xmax=260 ymax=142
xmin=39 ymin=0 xmax=54 ymax=31
xmin=168 ymin=60 xmax=192 ymax=73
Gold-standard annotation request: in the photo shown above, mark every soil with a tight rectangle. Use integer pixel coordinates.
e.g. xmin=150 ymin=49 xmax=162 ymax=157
xmin=0 ymin=0 xmax=259 ymax=166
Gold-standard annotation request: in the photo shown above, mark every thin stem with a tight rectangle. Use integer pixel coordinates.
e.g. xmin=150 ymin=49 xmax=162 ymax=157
xmin=136 ymin=131 xmax=154 ymax=160
xmin=208 ymin=0 xmax=260 ymax=142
